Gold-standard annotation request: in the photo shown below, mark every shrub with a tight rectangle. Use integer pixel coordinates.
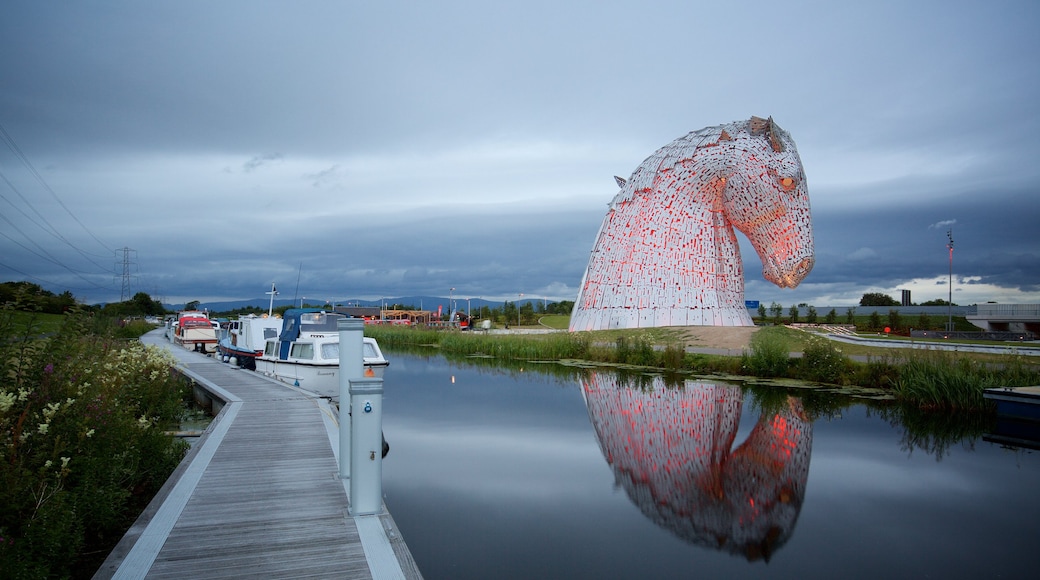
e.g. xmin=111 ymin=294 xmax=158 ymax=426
xmin=799 ymin=334 xmax=848 ymax=384
xmin=742 ymin=327 xmax=790 ymax=377
xmin=0 ymin=308 xmax=191 ymax=577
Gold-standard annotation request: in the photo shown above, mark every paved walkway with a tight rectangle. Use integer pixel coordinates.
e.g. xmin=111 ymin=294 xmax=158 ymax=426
xmin=94 ymin=330 xmax=421 ymax=579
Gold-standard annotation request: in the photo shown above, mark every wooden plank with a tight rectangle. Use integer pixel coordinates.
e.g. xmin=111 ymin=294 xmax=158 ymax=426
xmin=95 ymin=331 xmax=422 ymax=579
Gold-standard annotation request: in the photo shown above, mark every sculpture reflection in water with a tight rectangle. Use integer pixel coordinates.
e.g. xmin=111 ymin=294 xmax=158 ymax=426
xmin=581 ymin=373 xmax=813 ymax=562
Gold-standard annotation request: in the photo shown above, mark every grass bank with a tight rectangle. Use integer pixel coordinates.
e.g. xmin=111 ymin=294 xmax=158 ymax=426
xmin=365 ymin=324 xmax=1040 ymax=412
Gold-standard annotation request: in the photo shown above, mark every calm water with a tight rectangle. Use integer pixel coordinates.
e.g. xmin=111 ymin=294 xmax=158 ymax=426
xmin=379 ymin=352 xmax=1039 ymax=579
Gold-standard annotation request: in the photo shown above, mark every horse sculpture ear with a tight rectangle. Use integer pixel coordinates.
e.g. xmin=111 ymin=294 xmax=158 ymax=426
xmin=614 ymin=175 xmax=627 ymax=188
xmin=748 ymin=116 xmax=785 ymax=153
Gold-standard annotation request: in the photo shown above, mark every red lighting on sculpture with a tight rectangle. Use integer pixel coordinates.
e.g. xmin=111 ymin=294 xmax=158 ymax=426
xmin=570 ymin=116 xmax=814 ymax=330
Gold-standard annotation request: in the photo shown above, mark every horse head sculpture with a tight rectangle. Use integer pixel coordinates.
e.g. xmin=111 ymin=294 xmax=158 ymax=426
xmin=581 ymin=373 xmax=813 ymax=561
xmin=570 ymin=116 xmax=814 ymax=330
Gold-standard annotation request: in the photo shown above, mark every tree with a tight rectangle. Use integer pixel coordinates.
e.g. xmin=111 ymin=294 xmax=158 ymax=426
xmin=769 ymin=302 xmax=783 ymax=325
xmin=788 ymin=304 xmax=799 ymax=323
xmin=757 ymin=303 xmax=767 ymax=320
xmin=845 ymin=307 xmax=856 ymax=325
xmin=860 ymin=292 xmax=899 ymax=306
xmin=806 ymin=306 xmax=818 ymax=324
xmin=920 ymin=298 xmax=956 ymax=307
xmin=825 ymin=308 xmax=837 ymax=324
xmin=868 ymin=311 xmax=882 ymax=331
xmin=185 ymin=300 xmax=201 ymax=311
xmin=888 ymin=309 xmax=902 ymax=333
xmin=917 ymin=312 xmax=932 ymax=330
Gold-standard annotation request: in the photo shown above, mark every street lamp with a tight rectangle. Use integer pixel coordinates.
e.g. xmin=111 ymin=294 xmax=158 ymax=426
xmin=300 ymin=296 xmax=306 ymax=308
xmin=518 ymin=293 xmax=524 ymax=327
xmin=946 ymin=229 xmax=954 ymax=332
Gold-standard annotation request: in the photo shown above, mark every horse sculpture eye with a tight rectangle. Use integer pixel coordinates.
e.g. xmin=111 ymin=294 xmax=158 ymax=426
xmin=780 ymin=176 xmax=796 ymax=191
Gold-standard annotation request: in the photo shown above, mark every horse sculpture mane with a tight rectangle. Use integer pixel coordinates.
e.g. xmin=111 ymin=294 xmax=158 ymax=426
xmin=569 ymin=116 xmax=814 ymax=331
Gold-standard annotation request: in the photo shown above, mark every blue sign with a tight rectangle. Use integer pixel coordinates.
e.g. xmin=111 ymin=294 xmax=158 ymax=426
xmin=745 ymin=300 xmax=760 ymax=308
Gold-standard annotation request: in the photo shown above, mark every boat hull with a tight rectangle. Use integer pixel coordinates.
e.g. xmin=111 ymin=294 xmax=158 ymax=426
xmin=255 ymin=359 xmax=388 ymax=399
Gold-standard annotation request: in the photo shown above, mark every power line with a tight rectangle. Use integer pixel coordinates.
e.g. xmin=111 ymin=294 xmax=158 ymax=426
xmin=0 ymin=121 xmax=113 ymax=255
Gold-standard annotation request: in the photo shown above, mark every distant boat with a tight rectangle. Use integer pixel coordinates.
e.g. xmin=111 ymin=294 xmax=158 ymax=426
xmin=255 ymin=309 xmax=388 ymax=399
xmin=217 ymin=314 xmax=283 ymax=370
xmin=172 ymin=310 xmax=218 ymax=353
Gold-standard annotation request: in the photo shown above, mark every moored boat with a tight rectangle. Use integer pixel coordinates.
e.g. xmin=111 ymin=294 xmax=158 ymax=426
xmin=255 ymin=309 xmax=388 ymax=399
xmin=172 ymin=310 xmax=218 ymax=353
xmin=218 ymin=314 xmax=283 ymax=369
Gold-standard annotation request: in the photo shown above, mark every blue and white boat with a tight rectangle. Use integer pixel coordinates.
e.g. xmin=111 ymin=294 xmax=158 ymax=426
xmin=255 ymin=309 xmax=388 ymax=399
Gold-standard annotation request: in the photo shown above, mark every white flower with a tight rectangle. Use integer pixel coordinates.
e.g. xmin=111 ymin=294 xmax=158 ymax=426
xmin=37 ymin=423 xmax=49 ymax=435
xmin=0 ymin=391 xmax=15 ymax=414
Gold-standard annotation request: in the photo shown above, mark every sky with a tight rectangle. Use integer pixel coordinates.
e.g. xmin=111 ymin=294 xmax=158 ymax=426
xmin=2 ymin=1 xmax=1038 ymax=309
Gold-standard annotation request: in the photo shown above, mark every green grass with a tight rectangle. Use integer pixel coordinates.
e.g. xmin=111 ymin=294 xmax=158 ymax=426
xmin=538 ymin=314 xmax=570 ymax=329
xmin=1 ymin=309 xmax=66 ymax=336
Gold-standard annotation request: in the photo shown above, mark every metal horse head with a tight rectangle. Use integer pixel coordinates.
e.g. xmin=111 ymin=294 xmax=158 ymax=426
xmin=570 ymin=116 xmax=814 ymax=330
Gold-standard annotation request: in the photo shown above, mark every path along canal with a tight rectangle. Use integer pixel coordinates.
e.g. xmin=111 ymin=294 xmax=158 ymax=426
xmin=378 ymin=351 xmax=1038 ymax=579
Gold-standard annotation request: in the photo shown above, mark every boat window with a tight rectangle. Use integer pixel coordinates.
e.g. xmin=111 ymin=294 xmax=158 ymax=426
xmin=291 ymin=343 xmax=314 ymax=360
xmin=264 ymin=341 xmax=277 ymax=356
xmin=363 ymin=343 xmax=378 ymax=358
xmin=300 ymin=312 xmax=325 ymax=324
xmin=264 ymin=329 xmax=277 ymax=339
xmin=321 ymin=342 xmax=338 ymax=360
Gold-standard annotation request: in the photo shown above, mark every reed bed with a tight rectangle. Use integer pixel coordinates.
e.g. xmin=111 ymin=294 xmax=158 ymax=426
xmin=364 ymin=324 xmax=1040 ymax=413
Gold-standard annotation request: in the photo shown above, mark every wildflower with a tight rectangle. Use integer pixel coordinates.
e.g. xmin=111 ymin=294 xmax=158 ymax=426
xmin=44 ymin=363 xmax=54 ymax=374
xmin=38 ymin=422 xmax=49 ymax=435
xmin=85 ymin=428 xmax=95 ymax=438
xmin=0 ymin=391 xmax=15 ymax=413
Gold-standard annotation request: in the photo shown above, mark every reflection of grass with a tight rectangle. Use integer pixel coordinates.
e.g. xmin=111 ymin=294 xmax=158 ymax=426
xmin=876 ymin=404 xmax=993 ymax=460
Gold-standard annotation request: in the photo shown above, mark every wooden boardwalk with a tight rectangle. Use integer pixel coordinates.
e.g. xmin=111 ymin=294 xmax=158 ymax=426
xmin=94 ymin=330 xmax=422 ymax=579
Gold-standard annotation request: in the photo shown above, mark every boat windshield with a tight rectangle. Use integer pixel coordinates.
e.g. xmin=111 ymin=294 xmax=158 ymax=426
xmin=300 ymin=312 xmax=326 ymax=325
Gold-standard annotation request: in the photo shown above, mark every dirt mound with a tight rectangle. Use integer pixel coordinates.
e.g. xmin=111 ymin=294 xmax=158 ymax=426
xmin=673 ymin=326 xmax=760 ymax=351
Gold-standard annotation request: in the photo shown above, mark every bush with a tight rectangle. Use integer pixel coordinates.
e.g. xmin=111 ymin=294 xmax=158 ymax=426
xmin=799 ymin=334 xmax=848 ymax=384
xmin=0 ymin=308 xmax=191 ymax=577
xmin=742 ymin=327 xmax=790 ymax=377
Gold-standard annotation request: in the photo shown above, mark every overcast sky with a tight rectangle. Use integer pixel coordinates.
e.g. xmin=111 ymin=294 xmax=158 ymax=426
xmin=2 ymin=1 xmax=1038 ymax=309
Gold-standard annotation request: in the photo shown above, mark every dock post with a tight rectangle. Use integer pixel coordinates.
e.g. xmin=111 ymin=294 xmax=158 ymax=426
xmin=349 ymin=377 xmax=384 ymax=515
xmin=337 ymin=318 xmax=365 ymax=479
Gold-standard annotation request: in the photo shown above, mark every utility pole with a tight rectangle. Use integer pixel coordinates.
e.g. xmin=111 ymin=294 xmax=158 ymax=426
xmin=946 ymin=229 xmax=954 ymax=332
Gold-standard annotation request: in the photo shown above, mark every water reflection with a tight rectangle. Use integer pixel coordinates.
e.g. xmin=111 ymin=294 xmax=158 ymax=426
xmin=581 ymin=372 xmax=812 ymax=562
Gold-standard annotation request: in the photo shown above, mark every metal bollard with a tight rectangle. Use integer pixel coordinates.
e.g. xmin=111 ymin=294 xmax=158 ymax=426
xmin=337 ymin=318 xmax=365 ymax=479
xmin=349 ymin=377 xmax=383 ymax=515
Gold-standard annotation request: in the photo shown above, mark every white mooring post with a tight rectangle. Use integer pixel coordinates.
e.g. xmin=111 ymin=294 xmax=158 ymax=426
xmin=337 ymin=318 xmax=365 ymax=479
xmin=349 ymin=377 xmax=384 ymax=515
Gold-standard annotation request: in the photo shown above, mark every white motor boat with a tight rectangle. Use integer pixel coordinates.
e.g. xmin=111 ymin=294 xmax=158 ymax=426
xmin=218 ymin=314 xmax=283 ymax=369
xmin=255 ymin=309 xmax=388 ymax=399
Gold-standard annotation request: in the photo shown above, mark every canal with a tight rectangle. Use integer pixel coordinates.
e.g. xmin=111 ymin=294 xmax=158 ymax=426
xmin=379 ymin=351 xmax=1038 ymax=579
